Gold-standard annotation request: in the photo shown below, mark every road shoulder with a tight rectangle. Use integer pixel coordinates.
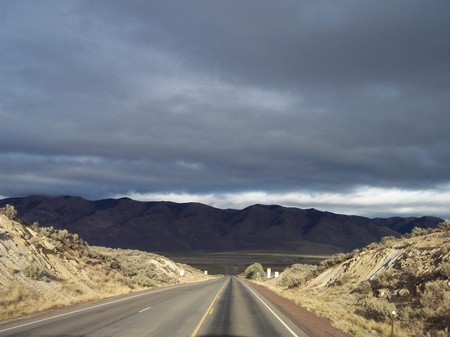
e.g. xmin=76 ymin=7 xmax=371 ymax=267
xmin=244 ymin=280 xmax=353 ymax=337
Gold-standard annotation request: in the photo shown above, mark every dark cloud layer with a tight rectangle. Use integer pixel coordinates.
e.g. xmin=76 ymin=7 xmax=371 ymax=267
xmin=1 ymin=0 xmax=450 ymax=218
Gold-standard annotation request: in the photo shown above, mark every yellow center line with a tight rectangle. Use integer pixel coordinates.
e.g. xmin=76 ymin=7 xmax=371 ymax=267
xmin=190 ymin=280 xmax=228 ymax=337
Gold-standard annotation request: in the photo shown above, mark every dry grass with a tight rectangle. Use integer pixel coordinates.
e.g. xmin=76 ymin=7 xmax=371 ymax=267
xmin=252 ymin=221 xmax=450 ymax=337
xmin=0 ymin=282 xmax=97 ymax=320
xmin=0 ymin=208 xmax=210 ymax=321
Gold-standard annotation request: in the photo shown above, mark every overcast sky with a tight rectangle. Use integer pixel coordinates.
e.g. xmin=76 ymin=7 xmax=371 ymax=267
xmin=1 ymin=0 xmax=449 ymax=218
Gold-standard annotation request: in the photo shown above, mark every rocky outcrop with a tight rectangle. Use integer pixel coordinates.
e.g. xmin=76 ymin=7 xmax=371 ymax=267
xmin=262 ymin=223 xmax=450 ymax=336
xmin=0 ymin=208 xmax=208 ymax=320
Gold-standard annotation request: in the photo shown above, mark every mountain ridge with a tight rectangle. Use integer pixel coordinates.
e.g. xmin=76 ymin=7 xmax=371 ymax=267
xmin=0 ymin=195 xmax=443 ymax=253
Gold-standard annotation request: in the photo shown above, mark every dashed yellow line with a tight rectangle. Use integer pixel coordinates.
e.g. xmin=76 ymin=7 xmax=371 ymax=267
xmin=190 ymin=280 xmax=227 ymax=337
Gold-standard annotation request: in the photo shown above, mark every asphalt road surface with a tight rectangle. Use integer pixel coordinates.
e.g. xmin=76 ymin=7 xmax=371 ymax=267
xmin=0 ymin=276 xmax=311 ymax=337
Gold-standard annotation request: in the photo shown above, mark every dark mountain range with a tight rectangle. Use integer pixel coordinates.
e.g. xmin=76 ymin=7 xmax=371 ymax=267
xmin=0 ymin=195 xmax=443 ymax=252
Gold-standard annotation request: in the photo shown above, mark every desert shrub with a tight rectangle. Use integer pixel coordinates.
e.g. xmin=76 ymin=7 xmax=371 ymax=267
xmin=365 ymin=242 xmax=381 ymax=251
xmin=145 ymin=268 xmax=177 ymax=284
xmin=333 ymin=273 xmax=352 ymax=286
xmin=411 ymin=227 xmax=429 ymax=237
xmin=430 ymin=329 xmax=449 ymax=337
xmin=53 ymin=240 xmax=63 ymax=252
xmin=50 ymin=229 xmax=68 ymax=244
xmin=360 ymin=298 xmax=397 ymax=322
xmin=29 ymin=236 xmax=40 ymax=246
xmin=380 ymin=236 xmax=397 ymax=247
xmin=279 ymin=272 xmax=302 ymax=288
xmin=244 ymin=263 xmax=266 ymax=280
xmin=419 ymin=280 xmax=446 ymax=310
xmin=319 ymin=259 xmax=332 ymax=269
xmin=72 ymin=233 xmax=79 ymax=242
xmin=60 ymin=281 xmax=84 ymax=296
xmin=131 ymin=273 xmax=157 ymax=287
xmin=29 ymin=221 xmax=39 ymax=230
xmin=0 ymin=284 xmax=35 ymax=308
xmin=23 ymin=261 xmax=56 ymax=281
xmin=57 ymin=229 xmax=69 ymax=241
xmin=4 ymin=204 xmax=17 ymax=220
xmin=437 ymin=220 xmax=450 ymax=231
xmin=354 ymin=281 xmax=372 ymax=295
xmin=279 ymin=264 xmax=316 ymax=288
xmin=23 ymin=261 xmax=50 ymax=280
xmin=437 ymin=262 xmax=450 ymax=278
xmin=106 ymin=259 xmax=120 ymax=270
xmin=319 ymin=252 xmax=354 ymax=271
xmin=37 ymin=226 xmax=55 ymax=237
xmin=398 ymin=288 xmax=410 ymax=298
xmin=332 ymin=253 xmax=348 ymax=264
xmin=400 ymin=263 xmax=418 ymax=280
xmin=426 ymin=310 xmax=450 ymax=336
xmin=398 ymin=305 xmax=414 ymax=321
xmin=374 ymin=269 xmax=394 ymax=288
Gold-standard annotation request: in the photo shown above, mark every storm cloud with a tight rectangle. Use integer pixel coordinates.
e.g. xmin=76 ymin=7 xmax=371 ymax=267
xmin=1 ymin=0 xmax=450 ymax=218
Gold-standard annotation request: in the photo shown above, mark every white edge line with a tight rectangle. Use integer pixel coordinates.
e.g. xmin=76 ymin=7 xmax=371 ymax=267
xmin=238 ymin=279 xmax=300 ymax=337
xmin=0 ymin=281 xmax=213 ymax=334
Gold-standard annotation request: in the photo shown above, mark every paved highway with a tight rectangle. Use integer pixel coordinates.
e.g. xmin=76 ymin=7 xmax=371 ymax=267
xmin=0 ymin=276 xmax=311 ymax=337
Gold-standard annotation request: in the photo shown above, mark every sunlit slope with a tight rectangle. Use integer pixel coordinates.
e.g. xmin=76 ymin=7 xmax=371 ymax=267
xmin=259 ymin=223 xmax=450 ymax=337
xmin=0 ymin=207 xmax=208 ymax=320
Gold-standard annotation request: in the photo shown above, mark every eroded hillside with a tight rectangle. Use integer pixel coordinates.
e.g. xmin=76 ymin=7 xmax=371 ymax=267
xmin=256 ymin=222 xmax=450 ymax=337
xmin=0 ymin=206 xmax=209 ymax=320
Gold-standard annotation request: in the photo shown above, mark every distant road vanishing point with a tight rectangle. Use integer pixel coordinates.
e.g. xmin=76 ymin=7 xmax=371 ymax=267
xmin=0 ymin=277 xmax=314 ymax=337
